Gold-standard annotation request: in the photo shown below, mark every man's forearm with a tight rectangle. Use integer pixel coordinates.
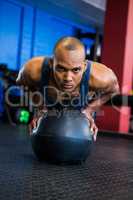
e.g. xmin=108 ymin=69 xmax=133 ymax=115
xmin=86 ymin=84 xmax=120 ymax=115
xmin=86 ymin=92 xmax=114 ymax=114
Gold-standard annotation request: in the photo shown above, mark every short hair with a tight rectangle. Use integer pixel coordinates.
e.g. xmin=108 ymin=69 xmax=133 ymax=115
xmin=53 ymin=36 xmax=85 ymax=55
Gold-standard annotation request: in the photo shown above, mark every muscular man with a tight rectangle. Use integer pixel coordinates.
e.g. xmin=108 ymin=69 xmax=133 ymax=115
xmin=16 ymin=37 xmax=119 ymax=141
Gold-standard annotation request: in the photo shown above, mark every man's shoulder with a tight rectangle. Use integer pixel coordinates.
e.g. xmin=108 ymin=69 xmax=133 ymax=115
xmin=27 ymin=56 xmax=45 ymax=65
xmin=16 ymin=56 xmax=52 ymax=85
xmin=90 ymin=61 xmax=112 ymax=75
xmin=29 ymin=56 xmax=53 ymax=68
xmin=22 ymin=56 xmax=46 ymax=82
xmin=89 ymin=61 xmax=114 ymax=87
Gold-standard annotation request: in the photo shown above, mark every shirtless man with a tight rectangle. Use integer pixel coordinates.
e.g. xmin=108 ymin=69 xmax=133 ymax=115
xmin=16 ymin=37 xmax=119 ymax=141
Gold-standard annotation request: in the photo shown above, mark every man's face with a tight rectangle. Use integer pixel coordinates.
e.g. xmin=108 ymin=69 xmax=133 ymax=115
xmin=53 ymin=47 xmax=86 ymax=92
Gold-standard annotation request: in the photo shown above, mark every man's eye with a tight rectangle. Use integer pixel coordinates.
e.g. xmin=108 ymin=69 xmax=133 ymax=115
xmin=56 ymin=66 xmax=65 ymax=72
xmin=72 ymin=68 xmax=81 ymax=73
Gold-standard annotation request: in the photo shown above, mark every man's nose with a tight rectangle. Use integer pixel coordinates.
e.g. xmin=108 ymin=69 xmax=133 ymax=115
xmin=63 ymin=71 xmax=73 ymax=82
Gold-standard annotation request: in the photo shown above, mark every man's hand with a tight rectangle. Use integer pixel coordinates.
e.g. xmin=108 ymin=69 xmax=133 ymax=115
xmin=29 ymin=108 xmax=48 ymax=135
xmin=81 ymin=109 xmax=98 ymax=141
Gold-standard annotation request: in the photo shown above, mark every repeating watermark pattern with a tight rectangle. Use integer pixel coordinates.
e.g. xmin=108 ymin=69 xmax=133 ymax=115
xmin=4 ymin=85 xmax=132 ymax=117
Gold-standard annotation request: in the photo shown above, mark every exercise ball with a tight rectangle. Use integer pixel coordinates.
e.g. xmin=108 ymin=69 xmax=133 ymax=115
xmin=31 ymin=110 xmax=94 ymax=164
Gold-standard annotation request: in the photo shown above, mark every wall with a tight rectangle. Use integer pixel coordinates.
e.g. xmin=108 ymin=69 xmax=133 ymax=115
xmin=0 ymin=0 xmax=77 ymax=70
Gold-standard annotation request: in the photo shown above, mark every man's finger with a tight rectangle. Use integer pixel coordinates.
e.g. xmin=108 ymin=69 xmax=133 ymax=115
xmin=89 ymin=119 xmax=95 ymax=132
xmin=93 ymin=126 xmax=98 ymax=141
xmin=93 ymin=133 xmax=97 ymax=141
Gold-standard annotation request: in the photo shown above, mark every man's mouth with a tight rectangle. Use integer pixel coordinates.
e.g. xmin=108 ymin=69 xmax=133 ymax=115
xmin=62 ymin=84 xmax=73 ymax=89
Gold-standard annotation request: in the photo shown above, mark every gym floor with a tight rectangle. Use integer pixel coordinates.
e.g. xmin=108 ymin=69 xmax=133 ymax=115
xmin=0 ymin=123 xmax=133 ymax=200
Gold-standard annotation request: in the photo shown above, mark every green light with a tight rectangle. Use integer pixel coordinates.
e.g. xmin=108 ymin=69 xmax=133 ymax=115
xmin=19 ymin=110 xmax=30 ymax=123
